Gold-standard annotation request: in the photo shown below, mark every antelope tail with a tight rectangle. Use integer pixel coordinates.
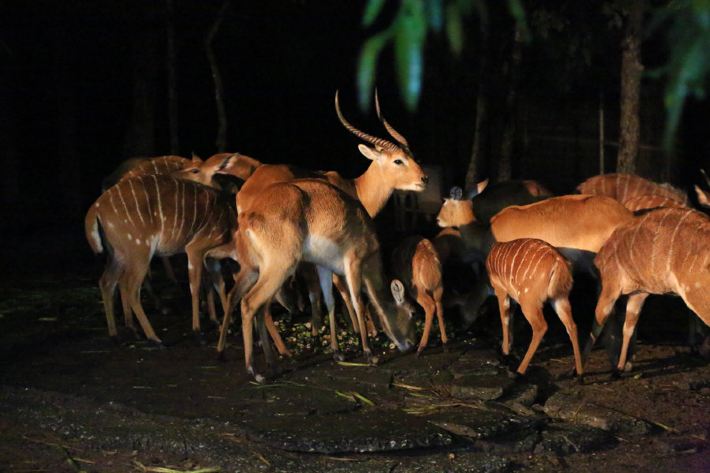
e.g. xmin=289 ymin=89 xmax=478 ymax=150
xmin=548 ymin=259 xmax=573 ymax=299
xmin=84 ymin=205 xmax=104 ymax=254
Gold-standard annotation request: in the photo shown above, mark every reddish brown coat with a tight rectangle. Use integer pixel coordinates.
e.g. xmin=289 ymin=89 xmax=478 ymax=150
xmin=85 ymin=175 xmax=235 ymax=342
xmin=577 ymin=173 xmax=687 ymax=206
xmin=591 ymin=208 xmax=710 ymax=372
xmin=391 ymin=237 xmax=446 ymax=354
xmin=486 ymin=238 xmax=582 ymax=375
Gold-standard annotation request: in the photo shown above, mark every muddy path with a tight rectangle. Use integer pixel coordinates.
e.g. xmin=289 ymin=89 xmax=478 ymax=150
xmin=0 ymin=273 xmax=708 ymax=472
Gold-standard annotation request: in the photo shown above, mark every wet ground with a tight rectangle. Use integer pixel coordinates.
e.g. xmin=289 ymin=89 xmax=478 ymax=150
xmin=0 ymin=272 xmax=708 ymax=473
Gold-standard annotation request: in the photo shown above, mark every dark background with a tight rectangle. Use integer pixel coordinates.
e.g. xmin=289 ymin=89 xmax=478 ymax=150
xmin=1 ymin=0 xmax=708 ymax=272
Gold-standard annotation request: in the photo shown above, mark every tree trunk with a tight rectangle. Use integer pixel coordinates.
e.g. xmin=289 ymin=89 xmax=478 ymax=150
xmin=124 ymin=32 xmax=158 ymax=157
xmin=464 ymin=11 xmax=489 ymax=191
xmin=616 ymin=1 xmax=643 ymax=174
xmin=0 ymin=76 xmax=19 ymax=210
xmin=205 ymin=0 xmax=230 ymax=153
xmin=166 ymin=0 xmax=179 ymax=154
xmin=498 ymin=23 xmax=524 ymax=182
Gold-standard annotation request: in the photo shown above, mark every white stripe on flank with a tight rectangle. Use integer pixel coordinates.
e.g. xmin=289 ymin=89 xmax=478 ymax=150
xmin=169 ymin=177 xmax=179 ymax=244
xmin=151 ymin=160 xmax=159 ymax=174
xmin=666 ymin=210 xmax=693 ymax=274
xmin=108 ymin=187 xmax=120 ymax=217
xmin=507 ymin=240 xmax=526 ymax=285
xmin=527 ymin=246 xmax=549 ymax=284
xmin=514 ymin=243 xmax=534 ymax=285
xmin=176 ymin=180 xmax=186 ymax=242
xmin=152 ymin=175 xmax=164 ymax=246
xmin=128 ymin=179 xmax=145 ymax=225
xmin=651 ymin=209 xmax=672 ymax=277
xmin=521 ymin=246 xmax=546 ymax=282
xmin=190 ymin=184 xmax=198 ymax=235
xmin=139 ymin=176 xmax=154 ymax=225
xmin=627 ymin=211 xmax=653 ymax=282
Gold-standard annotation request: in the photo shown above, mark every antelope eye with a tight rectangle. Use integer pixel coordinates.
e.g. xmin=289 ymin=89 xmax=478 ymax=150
xmin=191 ymin=168 xmax=200 ymax=174
xmin=394 ymin=159 xmax=404 ymax=166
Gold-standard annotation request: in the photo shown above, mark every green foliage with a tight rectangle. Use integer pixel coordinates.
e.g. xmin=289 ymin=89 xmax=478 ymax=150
xmin=651 ymin=0 xmax=710 ymax=149
xmin=358 ymin=0 xmax=528 ymax=112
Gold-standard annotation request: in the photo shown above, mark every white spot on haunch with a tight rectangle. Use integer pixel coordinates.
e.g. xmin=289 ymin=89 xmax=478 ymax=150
xmin=188 ymin=263 xmax=193 ymax=270
xmin=95 ymin=202 xmax=100 ymax=208
xmin=108 ymin=222 xmax=115 ymax=229
xmin=524 ymin=287 xmax=529 ymax=293
xmin=127 ymin=233 xmax=132 ymax=240
xmin=136 ymin=239 xmax=141 ymax=245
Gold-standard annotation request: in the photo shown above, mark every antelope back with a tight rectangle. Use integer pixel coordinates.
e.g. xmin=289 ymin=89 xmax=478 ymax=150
xmin=391 ymin=236 xmax=442 ymax=294
xmin=595 ymin=208 xmax=710 ymax=302
xmin=471 ymin=180 xmax=552 ymax=224
xmin=490 ymin=195 xmax=634 ymax=253
xmin=577 ymin=173 xmax=687 ymax=205
xmin=172 ymin=152 xmax=262 ymax=190
xmin=92 ymin=175 xmax=234 ymax=257
xmin=121 ymin=155 xmax=191 ymax=181
xmin=486 ymin=238 xmax=572 ymax=302
xmin=623 ymin=194 xmax=687 ymax=212
xmin=236 ymin=164 xmax=322 ymax=214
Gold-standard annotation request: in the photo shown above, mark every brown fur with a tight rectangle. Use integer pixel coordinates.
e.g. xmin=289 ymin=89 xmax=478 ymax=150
xmin=218 ymin=179 xmax=416 ymax=380
xmin=622 ymin=194 xmax=687 ymax=212
xmin=173 ymin=152 xmax=262 ymax=190
xmin=490 ymin=195 xmax=634 ymax=253
xmin=85 ymin=175 xmax=235 ymax=342
xmin=486 ymin=239 xmax=581 ymax=375
xmin=577 ymin=173 xmax=688 ymax=206
xmin=589 ymin=208 xmax=710 ymax=372
xmin=391 ymin=237 xmax=446 ymax=354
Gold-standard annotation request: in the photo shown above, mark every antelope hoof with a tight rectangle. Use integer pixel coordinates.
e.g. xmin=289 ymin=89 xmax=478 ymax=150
xmin=513 ymin=372 xmax=528 ymax=383
xmin=416 ymin=347 xmax=424 ymax=358
xmin=576 ymin=374 xmax=586 ymax=385
xmin=610 ymin=369 xmax=622 ymax=380
xmin=217 ymin=350 xmax=227 ymax=362
xmin=248 ymin=366 xmax=265 ymax=384
xmin=332 ymin=350 xmax=345 ymax=362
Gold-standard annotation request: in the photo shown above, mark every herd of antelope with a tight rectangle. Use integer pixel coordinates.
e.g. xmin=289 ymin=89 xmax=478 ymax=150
xmin=85 ymin=92 xmax=710 ymax=382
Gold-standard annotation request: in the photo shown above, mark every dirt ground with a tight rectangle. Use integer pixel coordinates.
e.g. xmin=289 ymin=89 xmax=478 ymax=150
xmin=0 ymin=271 xmax=708 ymax=473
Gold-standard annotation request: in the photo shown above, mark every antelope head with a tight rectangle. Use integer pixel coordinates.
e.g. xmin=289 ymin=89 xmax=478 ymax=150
xmin=335 ymin=90 xmax=428 ymax=192
xmin=172 ymin=152 xmax=262 ymax=191
xmin=436 ymin=186 xmax=475 ymax=227
xmin=387 ymin=279 xmax=417 ymax=350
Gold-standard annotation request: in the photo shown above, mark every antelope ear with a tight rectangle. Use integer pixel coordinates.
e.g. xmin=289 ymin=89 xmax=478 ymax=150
xmin=449 ymin=186 xmax=463 ymax=200
xmin=217 ymin=153 xmax=239 ymax=171
xmin=191 ymin=152 xmax=203 ymax=165
xmin=695 ymin=185 xmax=710 ymax=207
xmin=358 ymin=144 xmax=382 ymax=161
xmin=476 ymin=178 xmax=490 ymax=194
xmin=390 ymin=279 xmax=406 ymax=304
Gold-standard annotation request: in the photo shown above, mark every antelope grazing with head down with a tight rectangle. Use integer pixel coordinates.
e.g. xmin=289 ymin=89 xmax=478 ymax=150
xmin=583 ymin=208 xmax=710 ymax=376
xmin=486 ymin=239 xmax=582 ymax=376
xmin=85 ymin=175 xmax=235 ymax=343
xmin=391 ymin=236 xmax=446 ymax=355
xmin=462 ymin=179 xmax=552 ymax=224
xmin=577 ymin=173 xmax=688 ymax=209
xmin=219 ymin=178 xmax=416 ymax=381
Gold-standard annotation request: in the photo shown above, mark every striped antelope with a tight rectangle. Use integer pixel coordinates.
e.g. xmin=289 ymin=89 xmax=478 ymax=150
xmin=225 ymin=91 xmax=427 ymax=357
xmin=576 ymin=173 xmax=688 ymax=209
xmin=486 ymin=239 xmax=582 ymax=376
xmin=103 ymin=154 xmax=193 ymax=284
xmin=102 ymin=155 xmax=191 ymax=191
xmin=622 ymin=194 xmax=687 ymax=212
xmin=219 ymin=178 xmax=416 ymax=381
xmin=84 ymin=175 xmax=235 ymax=343
xmin=391 ymin=236 xmax=446 ymax=355
xmin=583 ymin=208 xmax=710 ymax=376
